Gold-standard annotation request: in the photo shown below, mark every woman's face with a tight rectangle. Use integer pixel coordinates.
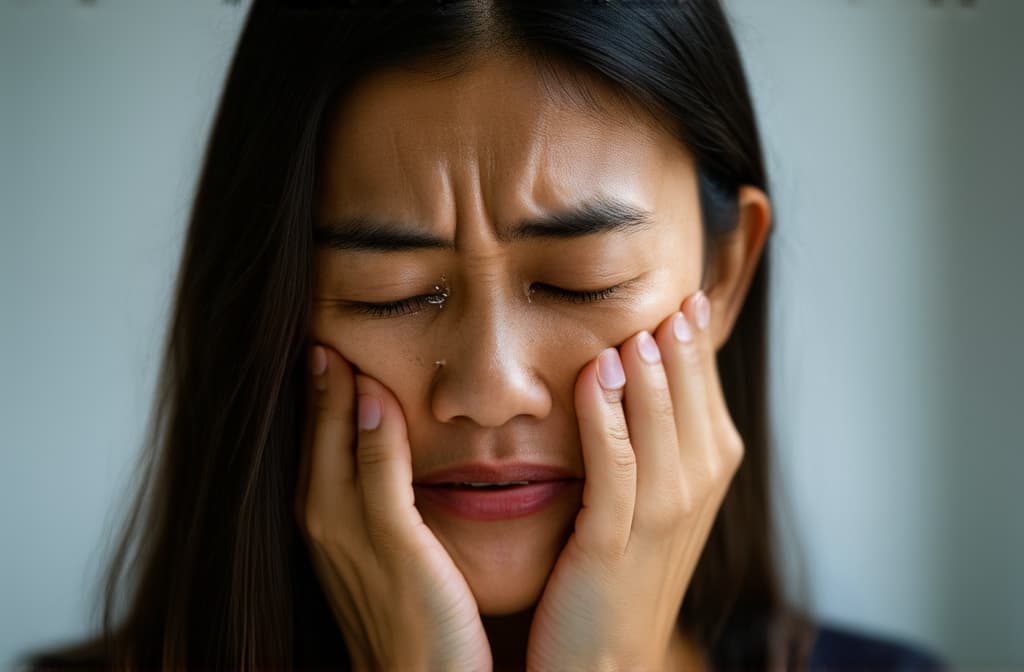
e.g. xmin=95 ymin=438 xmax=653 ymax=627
xmin=312 ymin=53 xmax=704 ymax=615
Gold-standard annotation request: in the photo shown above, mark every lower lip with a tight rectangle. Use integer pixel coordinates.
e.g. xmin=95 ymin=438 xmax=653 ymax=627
xmin=413 ymin=480 xmax=578 ymax=521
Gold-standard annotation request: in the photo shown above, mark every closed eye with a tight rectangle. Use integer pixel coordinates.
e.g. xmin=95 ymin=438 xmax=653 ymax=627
xmin=533 ymin=283 xmax=620 ymax=304
xmin=346 ymin=282 xmax=628 ymax=319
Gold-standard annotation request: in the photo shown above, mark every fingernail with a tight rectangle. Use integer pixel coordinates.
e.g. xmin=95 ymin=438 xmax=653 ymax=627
xmin=695 ymin=291 xmax=710 ymax=331
xmin=637 ymin=331 xmax=661 ymax=364
xmin=310 ymin=345 xmax=327 ymax=375
xmin=596 ymin=348 xmax=626 ymax=390
xmin=357 ymin=394 xmax=382 ymax=431
xmin=673 ymin=312 xmax=693 ymax=343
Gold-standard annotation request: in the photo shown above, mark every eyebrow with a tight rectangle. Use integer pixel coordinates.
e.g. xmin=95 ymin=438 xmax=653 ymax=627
xmin=313 ymin=197 xmax=655 ymax=252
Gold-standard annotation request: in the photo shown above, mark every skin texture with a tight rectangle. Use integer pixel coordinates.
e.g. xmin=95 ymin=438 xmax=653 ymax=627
xmin=303 ymin=52 xmax=771 ymax=669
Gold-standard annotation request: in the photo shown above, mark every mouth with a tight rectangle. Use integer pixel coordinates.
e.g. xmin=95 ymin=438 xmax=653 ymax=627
xmin=412 ymin=462 xmax=582 ymax=522
xmin=413 ymin=480 xmax=581 ymax=522
xmin=434 ymin=481 xmax=532 ymax=489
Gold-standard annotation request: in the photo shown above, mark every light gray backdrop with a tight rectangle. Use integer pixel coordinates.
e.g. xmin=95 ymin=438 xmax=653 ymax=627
xmin=2 ymin=0 xmax=1021 ymax=668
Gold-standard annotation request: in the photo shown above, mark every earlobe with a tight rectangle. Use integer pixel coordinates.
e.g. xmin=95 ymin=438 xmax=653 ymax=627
xmin=704 ymin=186 xmax=772 ymax=351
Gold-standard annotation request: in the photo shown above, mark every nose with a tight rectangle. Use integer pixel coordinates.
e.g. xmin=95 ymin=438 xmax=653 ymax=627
xmin=429 ymin=300 xmax=552 ymax=427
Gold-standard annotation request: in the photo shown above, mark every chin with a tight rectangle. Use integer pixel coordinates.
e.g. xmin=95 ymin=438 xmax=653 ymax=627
xmin=469 ymin=553 xmax=554 ymax=615
xmin=418 ymin=490 xmax=580 ymax=616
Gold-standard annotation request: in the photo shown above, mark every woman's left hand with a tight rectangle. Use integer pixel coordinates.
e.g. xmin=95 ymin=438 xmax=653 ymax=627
xmin=526 ymin=290 xmax=745 ymax=671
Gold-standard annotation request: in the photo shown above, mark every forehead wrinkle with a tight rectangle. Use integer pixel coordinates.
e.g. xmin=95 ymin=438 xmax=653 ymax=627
xmin=475 ymin=101 xmax=553 ymax=240
xmin=450 ymin=149 xmax=492 ymax=249
xmin=439 ymin=70 xmax=565 ymax=247
xmin=322 ymin=51 xmax=684 ymax=247
xmin=471 ymin=57 xmax=671 ymax=226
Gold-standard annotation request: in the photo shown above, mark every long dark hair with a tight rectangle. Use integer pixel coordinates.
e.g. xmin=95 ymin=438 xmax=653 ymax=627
xmin=24 ymin=1 xmax=814 ymax=669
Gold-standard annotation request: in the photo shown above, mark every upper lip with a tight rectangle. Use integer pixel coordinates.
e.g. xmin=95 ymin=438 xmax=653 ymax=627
xmin=413 ymin=462 xmax=580 ymax=486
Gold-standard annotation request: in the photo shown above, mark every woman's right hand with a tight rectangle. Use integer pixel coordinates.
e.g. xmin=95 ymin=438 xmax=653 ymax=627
xmin=295 ymin=344 xmax=493 ymax=672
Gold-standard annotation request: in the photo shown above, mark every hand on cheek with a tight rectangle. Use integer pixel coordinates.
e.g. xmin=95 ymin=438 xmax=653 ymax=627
xmin=526 ymin=290 xmax=745 ymax=672
xmin=296 ymin=347 xmax=492 ymax=671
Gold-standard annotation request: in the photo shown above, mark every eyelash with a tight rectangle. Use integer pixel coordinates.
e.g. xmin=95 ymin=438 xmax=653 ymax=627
xmin=350 ymin=283 xmax=624 ymax=319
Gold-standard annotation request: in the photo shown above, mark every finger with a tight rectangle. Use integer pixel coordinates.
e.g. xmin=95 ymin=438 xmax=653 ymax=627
xmin=573 ymin=347 xmax=636 ymax=557
xmin=352 ymin=374 xmax=421 ymax=543
xmin=688 ymin=291 xmax=745 ymax=467
xmin=688 ymin=291 xmax=728 ymax=417
xmin=655 ymin=293 xmax=716 ymax=489
xmin=305 ymin=345 xmax=358 ymax=519
xmin=617 ymin=329 xmax=684 ymax=530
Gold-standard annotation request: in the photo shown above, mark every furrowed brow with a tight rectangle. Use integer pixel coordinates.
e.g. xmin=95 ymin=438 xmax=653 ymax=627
xmin=313 ymin=196 xmax=655 ymax=252
xmin=499 ymin=196 xmax=656 ymax=243
xmin=312 ymin=216 xmax=453 ymax=252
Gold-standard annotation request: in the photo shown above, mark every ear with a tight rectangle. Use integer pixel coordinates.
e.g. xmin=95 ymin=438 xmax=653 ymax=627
xmin=704 ymin=186 xmax=772 ymax=351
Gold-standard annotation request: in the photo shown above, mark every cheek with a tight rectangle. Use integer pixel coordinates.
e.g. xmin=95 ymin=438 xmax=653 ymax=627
xmin=560 ymin=268 xmax=697 ymax=355
xmin=310 ymin=311 xmax=429 ymax=400
xmin=632 ymin=265 xmax=700 ymax=334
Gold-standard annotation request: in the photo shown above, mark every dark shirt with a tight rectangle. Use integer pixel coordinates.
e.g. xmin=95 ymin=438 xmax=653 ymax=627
xmin=24 ymin=619 xmax=951 ymax=671
xmin=808 ymin=620 xmax=948 ymax=671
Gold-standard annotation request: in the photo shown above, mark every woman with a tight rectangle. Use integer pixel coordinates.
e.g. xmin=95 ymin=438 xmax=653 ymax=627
xmin=24 ymin=0 xmax=946 ymax=669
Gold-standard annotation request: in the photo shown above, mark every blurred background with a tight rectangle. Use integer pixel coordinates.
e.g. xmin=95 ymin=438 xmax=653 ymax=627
xmin=2 ymin=0 xmax=1021 ymax=668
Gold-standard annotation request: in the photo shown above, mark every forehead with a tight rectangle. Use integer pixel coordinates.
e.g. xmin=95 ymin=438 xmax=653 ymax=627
xmin=316 ymin=53 xmax=694 ymax=230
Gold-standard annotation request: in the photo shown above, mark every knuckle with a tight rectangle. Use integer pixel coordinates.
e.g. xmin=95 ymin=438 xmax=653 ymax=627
xmin=609 ymin=424 xmax=632 ymax=448
xmin=701 ymin=446 xmax=735 ymax=484
xmin=302 ymin=509 xmax=328 ymax=543
xmin=606 ymin=417 xmax=630 ymax=454
xmin=313 ymin=395 xmax=349 ymax=422
xmin=302 ymin=503 xmax=346 ymax=548
xmin=606 ymin=412 xmax=632 ymax=446
xmin=600 ymin=386 xmax=625 ymax=406
xmin=706 ymin=456 xmax=726 ymax=483
xmin=721 ymin=427 xmax=745 ymax=468
xmin=356 ymin=439 xmax=392 ymax=469
xmin=651 ymin=389 xmax=675 ymax=420
xmin=685 ymin=460 xmax=718 ymax=495
xmin=365 ymin=517 xmax=401 ymax=556
xmin=612 ymin=446 xmax=636 ymax=475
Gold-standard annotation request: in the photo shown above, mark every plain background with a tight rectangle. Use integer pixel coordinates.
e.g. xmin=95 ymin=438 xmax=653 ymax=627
xmin=2 ymin=0 xmax=1021 ymax=668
